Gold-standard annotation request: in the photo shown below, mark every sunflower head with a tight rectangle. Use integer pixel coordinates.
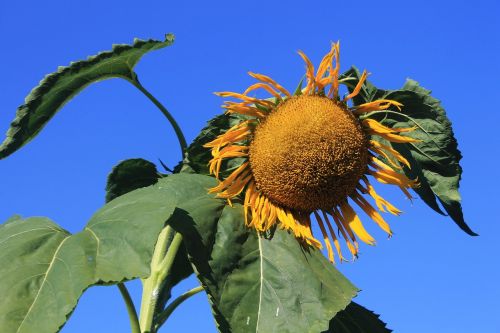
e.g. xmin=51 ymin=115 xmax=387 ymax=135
xmin=204 ymin=42 xmax=419 ymax=263
xmin=249 ymin=95 xmax=369 ymax=212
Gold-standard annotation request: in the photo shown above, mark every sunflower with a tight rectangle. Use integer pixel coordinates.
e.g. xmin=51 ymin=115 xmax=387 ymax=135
xmin=204 ymin=43 xmax=419 ymax=263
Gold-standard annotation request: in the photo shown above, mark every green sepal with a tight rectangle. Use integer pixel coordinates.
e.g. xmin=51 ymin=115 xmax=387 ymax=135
xmin=293 ymin=76 xmax=305 ymax=96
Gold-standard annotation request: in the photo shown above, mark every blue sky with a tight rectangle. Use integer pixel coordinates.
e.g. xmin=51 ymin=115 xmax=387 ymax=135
xmin=0 ymin=0 xmax=499 ymax=332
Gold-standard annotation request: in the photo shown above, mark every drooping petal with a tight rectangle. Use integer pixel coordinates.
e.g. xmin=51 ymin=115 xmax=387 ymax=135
xmin=217 ymin=173 xmax=253 ymax=198
xmin=370 ymin=157 xmax=419 ymax=188
xmin=204 ymin=121 xmax=252 ymax=149
xmin=363 ymin=119 xmax=420 ymax=143
xmin=216 ymin=91 xmax=275 ymax=107
xmin=360 ymin=176 xmax=402 ymax=215
xmin=399 ymin=185 xmax=414 ymax=201
xmin=321 ymin=211 xmax=346 ymax=262
xmin=248 ymin=72 xmax=292 ymax=98
xmin=314 ymin=211 xmax=335 ymax=263
xmin=298 ymin=50 xmax=316 ymax=94
xmin=330 ymin=208 xmax=359 ymax=260
xmin=351 ymin=191 xmax=393 ymax=236
xmin=315 ymin=44 xmax=335 ymax=90
xmin=363 ymin=118 xmax=417 ymax=134
xmin=370 ymin=139 xmax=411 ymax=168
xmin=352 ymin=99 xmax=403 ymax=114
xmin=208 ymin=162 xmax=250 ymax=193
xmin=369 ymin=168 xmax=418 ymax=190
xmin=244 ymin=82 xmax=283 ymax=100
xmin=327 ymin=42 xmax=341 ymax=99
xmin=339 ymin=202 xmax=376 ymax=245
xmin=244 ymin=180 xmax=257 ymax=226
xmin=343 ymin=70 xmax=368 ymax=102
xmin=223 ymin=102 xmax=266 ymax=118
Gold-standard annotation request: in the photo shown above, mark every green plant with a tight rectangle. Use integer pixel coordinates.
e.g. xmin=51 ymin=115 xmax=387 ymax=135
xmin=0 ymin=34 xmax=474 ymax=333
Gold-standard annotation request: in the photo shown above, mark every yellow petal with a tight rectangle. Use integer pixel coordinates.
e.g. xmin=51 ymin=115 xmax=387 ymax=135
xmin=244 ymin=82 xmax=282 ymax=100
xmin=314 ymin=211 xmax=335 ymax=263
xmin=339 ymin=202 xmax=375 ymax=245
xmin=224 ymin=103 xmax=266 ymax=118
xmin=248 ymin=72 xmax=291 ymax=97
xmin=343 ymin=70 xmax=367 ymax=102
xmin=360 ymin=176 xmax=402 ymax=215
xmin=352 ymin=99 xmax=403 ymax=114
xmin=370 ymin=140 xmax=411 ymax=168
xmin=208 ymin=162 xmax=249 ymax=193
xmin=363 ymin=118 xmax=416 ymax=134
xmin=351 ymin=191 xmax=392 ymax=235
xmin=327 ymin=42 xmax=341 ymax=99
xmin=330 ymin=208 xmax=358 ymax=260
xmin=322 ymin=211 xmax=346 ymax=262
xmin=298 ymin=50 xmax=316 ymax=94
xmin=216 ymin=91 xmax=275 ymax=107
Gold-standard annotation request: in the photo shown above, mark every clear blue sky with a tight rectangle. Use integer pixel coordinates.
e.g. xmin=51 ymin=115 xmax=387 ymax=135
xmin=0 ymin=1 xmax=498 ymax=332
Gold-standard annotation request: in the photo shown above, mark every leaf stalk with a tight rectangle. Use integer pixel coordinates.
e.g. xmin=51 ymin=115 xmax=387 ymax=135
xmin=154 ymin=286 xmax=204 ymax=331
xmin=127 ymin=76 xmax=188 ymax=160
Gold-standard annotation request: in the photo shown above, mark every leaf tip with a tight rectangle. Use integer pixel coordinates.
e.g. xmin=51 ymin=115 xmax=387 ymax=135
xmin=165 ymin=33 xmax=175 ymax=43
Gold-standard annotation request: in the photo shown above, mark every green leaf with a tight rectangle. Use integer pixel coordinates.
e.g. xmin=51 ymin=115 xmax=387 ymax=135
xmin=0 ymin=34 xmax=174 ymax=159
xmin=85 ymin=177 xmax=180 ymax=281
xmin=175 ymin=113 xmax=249 ymax=176
xmin=340 ymin=69 xmax=475 ymax=236
xmin=0 ymin=216 xmax=88 ymax=333
xmin=103 ymin=158 xmax=196 ymax=310
xmin=105 ymin=158 xmax=160 ymax=203
xmin=340 ymin=68 xmax=445 ymax=216
xmin=171 ymin=203 xmax=358 ymax=333
xmin=379 ymin=82 xmax=475 ymax=235
xmin=323 ymin=302 xmax=391 ymax=333
xmin=0 ymin=174 xmax=216 ymax=332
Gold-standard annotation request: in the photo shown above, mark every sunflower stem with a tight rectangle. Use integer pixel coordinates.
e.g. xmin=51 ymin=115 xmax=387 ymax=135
xmin=139 ymin=226 xmax=183 ymax=333
xmin=154 ymin=286 xmax=204 ymax=331
xmin=117 ymin=283 xmax=141 ymax=333
xmin=127 ymin=75 xmax=188 ymax=160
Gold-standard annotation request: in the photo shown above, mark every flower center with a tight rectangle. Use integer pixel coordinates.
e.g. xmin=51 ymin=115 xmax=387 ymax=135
xmin=249 ymin=95 xmax=368 ymax=212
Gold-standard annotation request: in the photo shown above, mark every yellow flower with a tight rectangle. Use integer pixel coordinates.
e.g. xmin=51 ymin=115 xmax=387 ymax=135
xmin=204 ymin=43 xmax=419 ymax=263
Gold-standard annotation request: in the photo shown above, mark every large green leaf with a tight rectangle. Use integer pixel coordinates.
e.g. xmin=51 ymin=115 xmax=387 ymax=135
xmin=340 ymin=67 xmax=475 ymax=235
xmin=0 ymin=173 xmax=221 ymax=333
xmin=324 ymin=302 xmax=391 ymax=333
xmin=0 ymin=216 xmax=88 ymax=333
xmin=377 ymin=83 xmax=475 ymax=235
xmin=0 ymin=34 xmax=174 ymax=159
xmin=85 ymin=177 xmax=181 ymax=281
xmin=171 ymin=203 xmax=358 ymax=333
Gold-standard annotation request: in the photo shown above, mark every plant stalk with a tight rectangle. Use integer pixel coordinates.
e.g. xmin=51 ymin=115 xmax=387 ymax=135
xmin=139 ymin=226 xmax=184 ymax=333
xmin=117 ymin=283 xmax=141 ymax=333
